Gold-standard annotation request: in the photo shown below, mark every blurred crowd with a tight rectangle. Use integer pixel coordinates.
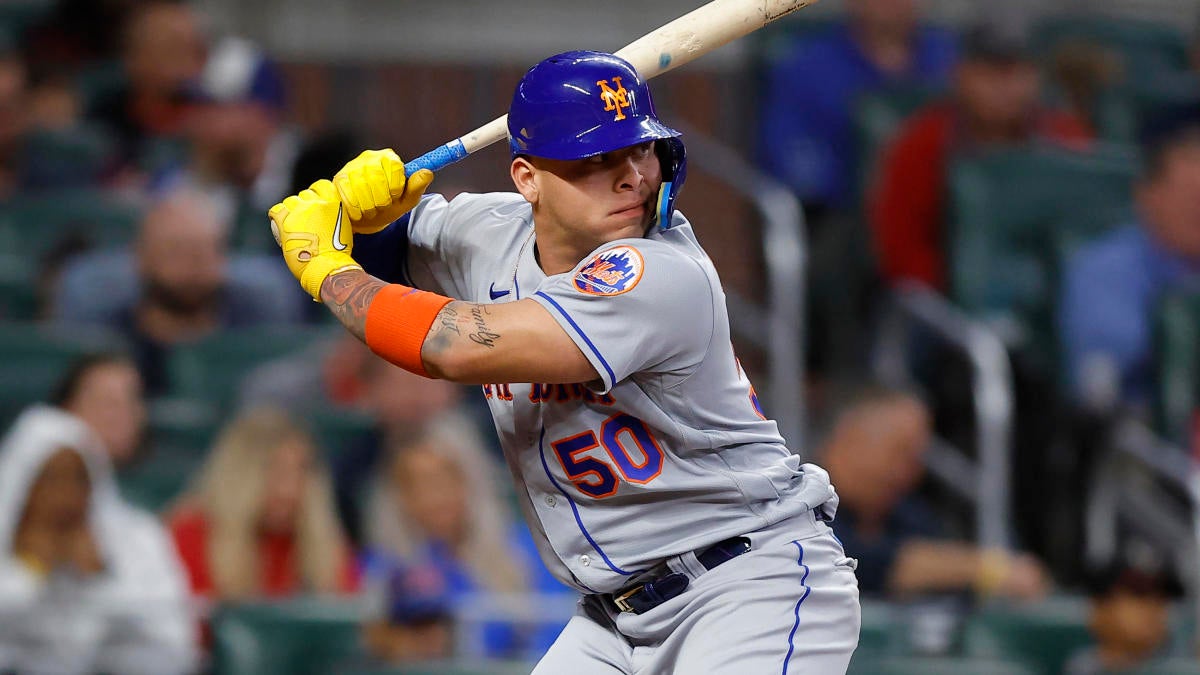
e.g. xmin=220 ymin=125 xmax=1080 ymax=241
xmin=0 ymin=0 xmax=1196 ymax=673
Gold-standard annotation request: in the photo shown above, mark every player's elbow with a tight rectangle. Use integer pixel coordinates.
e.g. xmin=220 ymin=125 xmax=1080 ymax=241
xmin=421 ymin=347 xmax=481 ymax=384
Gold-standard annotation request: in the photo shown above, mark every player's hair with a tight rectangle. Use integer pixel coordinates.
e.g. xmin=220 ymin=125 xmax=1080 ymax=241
xmin=366 ymin=413 xmax=528 ymax=594
xmin=190 ymin=406 xmax=346 ymax=599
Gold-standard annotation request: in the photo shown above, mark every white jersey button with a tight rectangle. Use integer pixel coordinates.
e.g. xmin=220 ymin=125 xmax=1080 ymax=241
xmin=545 ymin=495 xmax=557 ymax=507
xmin=580 ymin=555 xmax=591 ymax=567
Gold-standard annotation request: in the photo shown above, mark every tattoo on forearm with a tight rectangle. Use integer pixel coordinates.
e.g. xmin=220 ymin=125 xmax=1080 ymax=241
xmin=322 ymin=270 xmax=385 ymax=341
xmin=424 ymin=302 xmax=502 ymax=357
xmin=468 ymin=305 xmax=501 ymax=348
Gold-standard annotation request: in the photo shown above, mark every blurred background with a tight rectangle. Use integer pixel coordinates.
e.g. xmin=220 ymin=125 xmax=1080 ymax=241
xmin=0 ymin=0 xmax=1198 ymax=673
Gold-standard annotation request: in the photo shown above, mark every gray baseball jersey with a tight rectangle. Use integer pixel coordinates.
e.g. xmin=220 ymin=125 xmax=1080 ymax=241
xmin=395 ymin=192 xmax=835 ymax=595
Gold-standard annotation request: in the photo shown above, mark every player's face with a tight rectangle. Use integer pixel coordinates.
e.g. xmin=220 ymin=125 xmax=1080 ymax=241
xmin=519 ymin=141 xmax=663 ymax=249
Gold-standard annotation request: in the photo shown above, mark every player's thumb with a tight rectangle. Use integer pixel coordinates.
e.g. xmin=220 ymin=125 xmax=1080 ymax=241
xmin=404 ymin=169 xmax=435 ymax=200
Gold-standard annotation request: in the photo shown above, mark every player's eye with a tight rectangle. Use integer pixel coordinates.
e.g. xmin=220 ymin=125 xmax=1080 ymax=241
xmin=588 ymin=153 xmax=609 ymax=164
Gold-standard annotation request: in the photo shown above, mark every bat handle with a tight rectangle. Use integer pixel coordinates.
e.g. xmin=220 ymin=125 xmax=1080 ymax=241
xmin=404 ymin=140 xmax=470 ymax=174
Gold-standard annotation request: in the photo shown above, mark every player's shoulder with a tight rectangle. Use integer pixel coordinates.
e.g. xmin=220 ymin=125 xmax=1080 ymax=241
xmin=570 ymin=213 xmax=712 ymax=298
xmin=413 ymin=190 xmax=529 ymax=224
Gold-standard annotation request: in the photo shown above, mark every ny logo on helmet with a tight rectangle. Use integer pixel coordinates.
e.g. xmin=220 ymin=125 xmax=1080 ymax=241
xmin=597 ymin=77 xmax=630 ymax=121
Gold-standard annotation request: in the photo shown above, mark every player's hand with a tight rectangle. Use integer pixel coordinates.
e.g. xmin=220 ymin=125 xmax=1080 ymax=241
xmin=1000 ymin=552 xmax=1051 ymax=601
xmin=333 ymin=149 xmax=435 ymax=234
xmin=269 ymin=179 xmax=362 ymax=301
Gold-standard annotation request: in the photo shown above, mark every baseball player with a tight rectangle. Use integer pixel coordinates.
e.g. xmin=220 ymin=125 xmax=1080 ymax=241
xmin=269 ymin=51 xmax=860 ymax=673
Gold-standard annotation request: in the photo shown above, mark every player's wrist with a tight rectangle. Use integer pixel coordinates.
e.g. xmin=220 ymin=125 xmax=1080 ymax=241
xmin=302 ymin=253 xmax=362 ymax=302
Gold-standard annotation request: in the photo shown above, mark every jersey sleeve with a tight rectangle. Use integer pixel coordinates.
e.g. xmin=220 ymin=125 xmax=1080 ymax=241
xmin=531 ymin=240 xmax=715 ymax=392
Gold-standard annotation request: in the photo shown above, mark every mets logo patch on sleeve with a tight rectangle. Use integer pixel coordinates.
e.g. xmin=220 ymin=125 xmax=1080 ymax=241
xmin=574 ymin=246 xmax=644 ymax=296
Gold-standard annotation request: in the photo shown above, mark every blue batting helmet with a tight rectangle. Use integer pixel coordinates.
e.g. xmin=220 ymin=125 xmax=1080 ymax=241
xmin=508 ymin=50 xmax=687 ymax=228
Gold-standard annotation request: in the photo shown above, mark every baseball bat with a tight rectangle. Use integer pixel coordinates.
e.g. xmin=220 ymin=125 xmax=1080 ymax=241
xmin=404 ymin=0 xmax=819 ymax=175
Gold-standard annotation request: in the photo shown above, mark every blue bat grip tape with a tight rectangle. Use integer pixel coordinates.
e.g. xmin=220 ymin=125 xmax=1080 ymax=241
xmin=404 ymin=140 xmax=469 ymax=174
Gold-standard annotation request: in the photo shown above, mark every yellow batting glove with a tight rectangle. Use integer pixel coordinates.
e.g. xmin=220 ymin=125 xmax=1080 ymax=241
xmin=332 ymin=149 xmax=435 ymax=234
xmin=269 ymin=179 xmax=362 ymax=301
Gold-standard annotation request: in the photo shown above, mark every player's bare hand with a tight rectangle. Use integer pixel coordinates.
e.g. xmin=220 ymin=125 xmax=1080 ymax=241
xmin=268 ymin=179 xmax=362 ymax=301
xmin=333 ymin=149 xmax=435 ymax=234
xmin=1001 ymin=552 xmax=1051 ymax=601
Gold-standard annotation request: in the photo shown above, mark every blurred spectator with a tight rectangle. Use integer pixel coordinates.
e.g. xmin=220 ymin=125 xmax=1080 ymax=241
xmin=330 ymin=355 xmax=465 ymax=545
xmin=167 ymin=406 xmax=358 ymax=601
xmin=757 ymin=0 xmax=957 ymax=220
xmin=363 ymin=419 xmax=568 ymax=660
xmin=0 ymin=46 xmax=30 ymax=200
xmin=289 ymin=128 xmax=364 ymax=196
xmin=86 ymin=0 xmax=206 ymax=181
xmin=361 ymin=560 xmax=456 ymax=664
xmin=50 ymin=352 xmax=147 ymax=468
xmin=869 ymin=20 xmax=1093 ymax=290
xmin=1048 ymin=41 xmax=1121 ymax=137
xmin=21 ymin=0 xmax=135 ymax=77
xmin=1064 ymin=547 xmax=1182 ymax=675
xmin=156 ymin=35 xmax=298 ymax=250
xmin=821 ymin=387 xmax=1050 ymax=599
xmin=0 ymin=405 xmax=195 ymax=675
xmin=1059 ymin=102 xmax=1200 ymax=410
xmin=238 ymin=330 xmax=376 ymax=415
xmin=54 ymin=187 xmax=306 ymax=395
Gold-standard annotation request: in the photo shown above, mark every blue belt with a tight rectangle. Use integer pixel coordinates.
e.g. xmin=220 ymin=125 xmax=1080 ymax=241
xmin=607 ymin=536 xmax=752 ymax=614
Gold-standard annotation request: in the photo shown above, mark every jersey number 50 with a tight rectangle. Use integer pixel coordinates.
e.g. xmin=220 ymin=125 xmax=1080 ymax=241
xmin=551 ymin=413 xmax=665 ymax=499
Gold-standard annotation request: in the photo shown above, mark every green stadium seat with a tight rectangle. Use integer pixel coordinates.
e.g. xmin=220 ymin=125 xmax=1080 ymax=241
xmin=166 ymin=326 xmax=329 ymax=410
xmin=849 ymin=656 xmax=1039 ymax=675
xmin=947 ymin=145 xmax=1138 ymax=374
xmin=1031 ymin=15 xmax=1191 ymax=87
xmin=0 ymin=190 xmax=143 ymax=258
xmin=1152 ymin=290 xmax=1200 ymax=445
xmin=853 ymin=85 xmax=939 ymax=204
xmin=1127 ymin=660 xmax=1200 ymax=675
xmin=0 ymin=322 xmax=126 ymax=430
xmin=212 ymin=598 xmax=368 ymax=675
xmin=962 ymin=596 xmax=1094 ymax=675
xmin=0 ymin=256 xmax=37 ymax=320
xmin=334 ymin=662 xmax=535 ymax=675
xmin=116 ymin=448 xmax=203 ymax=513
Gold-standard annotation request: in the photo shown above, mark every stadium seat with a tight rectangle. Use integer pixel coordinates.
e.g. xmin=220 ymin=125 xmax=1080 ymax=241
xmin=1031 ymin=15 xmax=1191 ymax=87
xmin=947 ymin=145 xmax=1138 ymax=374
xmin=848 ymin=656 xmax=1039 ymax=675
xmin=0 ymin=322 xmax=127 ymax=430
xmin=853 ymin=85 xmax=939 ymax=204
xmin=211 ymin=598 xmax=367 ymax=675
xmin=1126 ymin=660 xmax=1200 ymax=675
xmin=962 ymin=596 xmax=1093 ymax=675
xmin=1152 ymin=290 xmax=1200 ymax=445
xmin=166 ymin=325 xmax=330 ymax=410
xmin=333 ymin=662 xmax=535 ymax=675
xmin=0 ymin=190 xmax=143 ymax=259
xmin=0 ymin=256 xmax=37 ymax=320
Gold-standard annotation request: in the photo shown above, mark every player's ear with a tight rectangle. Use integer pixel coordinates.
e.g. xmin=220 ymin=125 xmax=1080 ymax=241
xmin=511 ymin=157 xmax=539 ymax=205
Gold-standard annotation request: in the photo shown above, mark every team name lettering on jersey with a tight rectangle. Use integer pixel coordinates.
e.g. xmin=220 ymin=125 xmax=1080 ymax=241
xmin=529 ymin=383 xmax=616 ymax=406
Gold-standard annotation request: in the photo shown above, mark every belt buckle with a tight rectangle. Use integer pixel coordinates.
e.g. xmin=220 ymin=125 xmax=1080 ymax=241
xmin=613 ymin=584 xmax=642 ymax=613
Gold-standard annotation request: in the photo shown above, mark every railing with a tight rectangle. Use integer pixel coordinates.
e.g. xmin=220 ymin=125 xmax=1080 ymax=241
xmin=1085 ymin=418 xmax=1197 ymax=596
xmin=678 ymin=128 xmax=808 ymax=451
xmin=873 ymin=283 xmax=1016 ymax=551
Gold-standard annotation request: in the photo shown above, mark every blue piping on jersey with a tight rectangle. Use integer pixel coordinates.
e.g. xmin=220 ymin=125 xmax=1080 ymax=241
xmin=534 ymin=291 xmax=617 ymax=386
xmin=537 ymin=427 xmax=631 ymax=579
xmin=782 ymin=540 xmax=813 ymax=674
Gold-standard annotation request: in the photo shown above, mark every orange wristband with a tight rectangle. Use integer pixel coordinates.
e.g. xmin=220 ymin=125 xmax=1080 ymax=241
xmin=364 ymin=284 xmax=453 ymax=378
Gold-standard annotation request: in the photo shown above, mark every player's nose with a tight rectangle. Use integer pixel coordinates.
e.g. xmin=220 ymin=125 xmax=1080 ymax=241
xmin=615 ymin=155 xmax=644 ymax=191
